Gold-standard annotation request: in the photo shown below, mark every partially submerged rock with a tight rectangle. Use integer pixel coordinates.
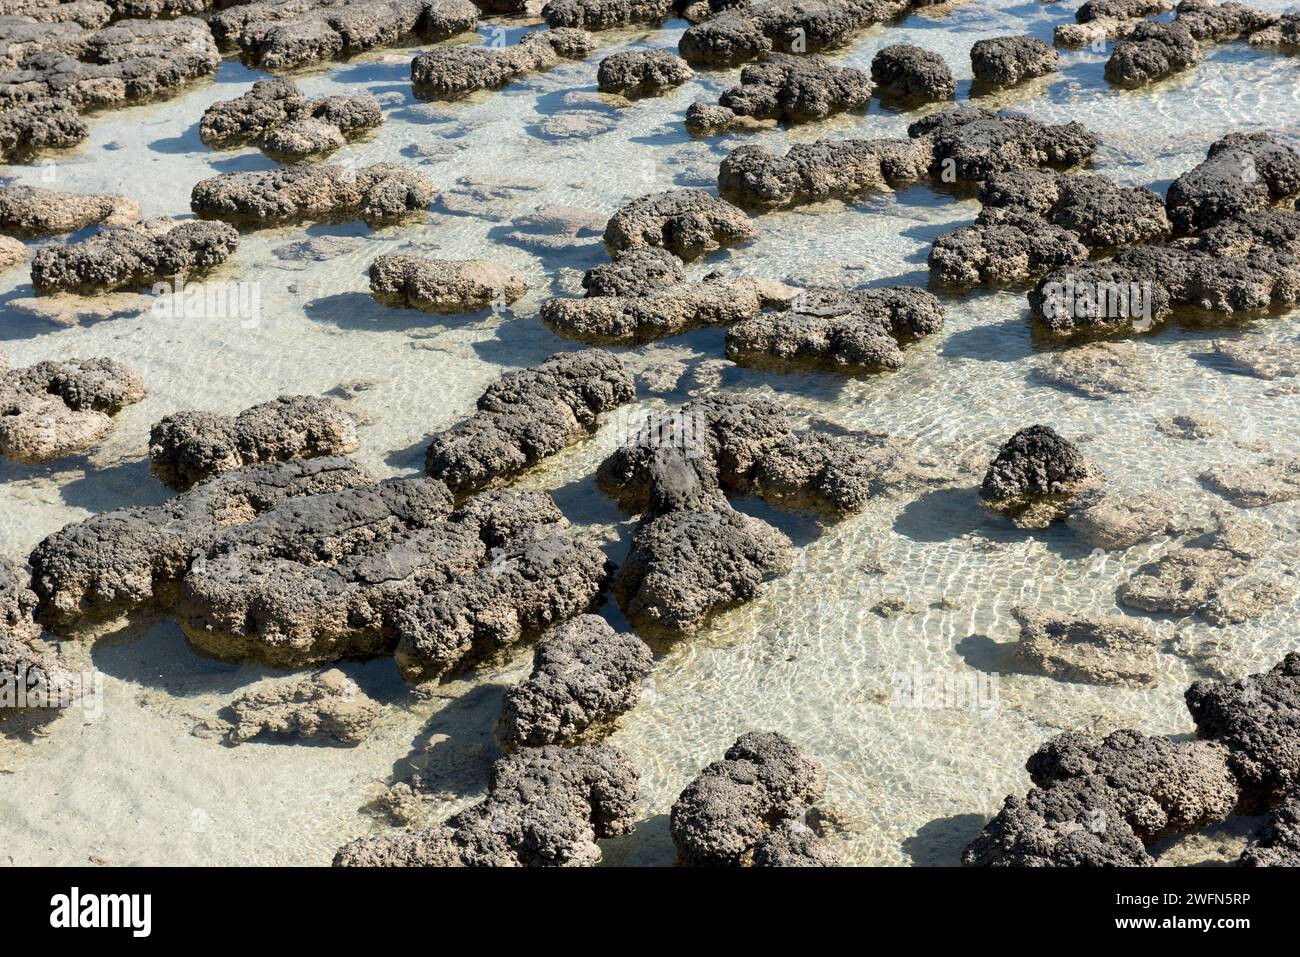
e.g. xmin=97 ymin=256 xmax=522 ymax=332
xmin=496 ymin=614 xmax=653 ymax=747
xmin=200 ymin=78 xmax=383 ymax=159
xmin=671 ymin=731 xmax=829 ymax=866
xmin=725 ymin=285 xmax=945 ymax=374
xmin=1065 ymin=491 xmax=1181 ymax=549
xmin=718 ymin=137 xmax=931 ymax=208
xmin=210 ymin=0 xmax=479 ymax=71
xmin=1056 ymin=0 xmax=1173 ymax=46
xmin=30 ymin=219 xmax=239 ymax=294
xmin=221 ymin=669 xmax=382 ymax=746
xmin=0 ymin=96 xmax=87 ymax=164
xmin=1033 ymin=341 xmax=1151 ymax=397
xmin=0 ymin=185 xmax=138 ymax=238
xmin=1 ymin=556 xmax=40 ymax=645
xmin=191 ymin=163 xmax=434 ymax=228
xmin=1011 ymin=606 xmax=1158 ymax=687
xmin=870 ymin=43 xmax=955 ymax=102
xmin=696 ymin=54 xmax=871 ymax=130
xmin=424 ymin=350 xmax=634 ymax=495
xmin=149 ymin=395 xmax=360 ymax=491
xmin=1104 ymin=20 xmax=1201 ymax=87
xmin=411 ymin=28 xmax=595 ymax=97
xmin=543 ymin=0 xmax=673 ymax=29
xmin=0 ymin=356 xmax=145 ymax=464
xmin=369 ymin=255 xmax=528 ymax=313
xmin=909 ymin=107 xmax=1099 ymax=184
xmin=596 ymin=49 xmax=692 ymax=96
xmin=1165 ymin=132 xmax=1300 ymax=234
xmin=980 ymin=425 xmax=1104 ymax=528
xmin=603 ymin=188 xmax=755 ymax=261
xmin=1240 ymin=796 xmax=1300 ymax=867
xmin=334 ymin=744 xmax=639 ymax=866
xmin=1 ymin=558 xmax=76 ymax=712
xmin=969 ymin=36 xmax=1058 ymax=88
xmin=929 ymin=210 xmax=1088 ymax=286
xmin=978 ymin=170 xmax=1172 ymax=249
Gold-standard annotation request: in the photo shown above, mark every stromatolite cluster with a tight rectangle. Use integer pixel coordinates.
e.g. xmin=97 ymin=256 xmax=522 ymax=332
xmin=200 ymin=77 xmax=383 ymax=160
xmin=979 ymin=425 xmax=1104 ymax=528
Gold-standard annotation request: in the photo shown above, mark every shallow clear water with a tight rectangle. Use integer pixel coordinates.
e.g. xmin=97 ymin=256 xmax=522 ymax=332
xmin=1 ymin=0 xmax=1299 ymax=866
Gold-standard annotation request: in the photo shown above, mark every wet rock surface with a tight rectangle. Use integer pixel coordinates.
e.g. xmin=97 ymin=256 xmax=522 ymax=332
xmin=200 ymin=78 xmax=383 ymax=159
xmin=149 ymin=395 xmax=360 ymax=491
xmin=1033 ymin=341 xmax=1151 ymax=397
xmin=1065 ymin=490 xmax=1181 ymax=549
xmin=0 ymin=185 xmax=138 ymax=238
xmin=870 ymin=43 xmax=955 ymax=102
xmin=1200 ymin=456 xmax=1300 ymax=507
xmin=191 ymin=162 xmax=435 ymax=228
xmin=603 ymin=188 xmax=756 ymax=261
xmin=596 ymin=48 xmax=692 ymax=96
xmin=671 ymin=731 xmax=831 ymax=865
xmin=211 ymin=0 xmax=480 ymax=71
xmin=369 ymin=254 xmax=528 ymax=313
xmin=1240 ymin=796 xmax=1300 ymax=866
xmin=497 ymin=614 xmax=653 ymax=747
xmin=411 ymin=28 xmax=595 ymax=97
xmin=0 ymin=356 xmax=145 ymax=464
xmin=334 ymin=744 xmax=639 ymax=866
xmin=30 ymin=219 xmax=240 ymax=295
xmin=969 ymin=36 xmax=1058 ymax=88
xmin=220 ymin=669 xmax=383 ymax=746
xmin=1011 ymin=606 xmax=1158 ymax=687
xmin=980 ymin=425 xmax=1104 ymax=528
xmin=424 ymin=349 xmax=634 ymax=495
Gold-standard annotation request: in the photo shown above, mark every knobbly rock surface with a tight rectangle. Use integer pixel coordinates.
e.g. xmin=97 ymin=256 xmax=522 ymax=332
xmin=1027 ymin=260 xmax=1171 ymax=339
xmin=751 ymin=820 xmax=844 ymax=866
xmin=28 ymin=456 xmax=376 ymax=632
xmin=0 ymin=235 xmax=24 ymax=270
xmin=542 ymin=272 xmax=792 ymax=345
xmin=597 ymin=49 xmax=692 ymax=96
xmin=30 ymin=219 xmax=239 ymax=295
xmin=0 ymin=96 xmax=88 ymax=163
xmin=604 ymin=189 xmax=756 ymax=261
xmin=1200 ymin=456 xmax=1300 ymax=507
xmin=1176 ymin=0 xmax=1278 ymax=42
xmin=425 ymin=350 xmax=634 ymax=495
xmin=149 ymin=395 xmax=360 ymax=491
xmin=1185 ymin=653 xmax=1300 ymax=809
xmin=1240 ymin=796 xmax=1300 ymax=866
xmin=1118 ymin=512 xmax=1289 ymax=625
xmin=580 ymin=246 xmax=684 ymax=298
xmin=1065 ymin=490 xmax=1181 ymax=549
xmin=909 ymin=107 xmax=1099 ymax=184
xmin=1104 ymin=20 xmax=1201 ymax=87
xmin=980 ymin=425 xmax=1104 ymax=528
xmin=1011 ymin=606 xmax=1158 ymax=687
xmin=979 ymin=171 xmax=1172 ymax=249
xmin=201 ymin=78 xmax=383 ymax=159
xmin=411 ymin=28 xmax=595 ymax=97
xmin=719 ymin=137 xmax=931 ymax=208
xmin=725 ymin=285 xmax=945 ymax=374
xmin=0 ymin=185 xmax=138 ymax=238
xmin=1032 ymin=341 xmax=1151 ymax=397
xmin=191 ymin=163 xmax=435 ymax=228
xmin=497 ymin=614 xmax=653 ymax=747
xmin=334 ymin=744 xmax=639 ymax=866
xmin=1 ymin=556 xmax=40 ymax=645
xmin=929 ymin=210 xmax=1088 ymax=286
xmin=671 ymin=731 xmax=830 ymax=866
xmin=870 ymin=43 xmax=955 ymax=102
xmin=1 ymin=558 xmax=75 ymax=712
xmin=704 ymin=54 xmax=871 ymax=128
xmin=1248 ymin=12 xmax=1300 ymax=49
xmin=0 ymin=356 xmax=144 ymax=464
xmin=969 ymin=36 xmax=1058 ymax=87
xmin=543 ymin=0 xmax=673 ymax=29
xmin=369 ymin=255 xmax=528 ymax=313
xmin=1165 ymin=132 xmax=1300 ymax=234
xmin=211 ymin=0 xmax=480 ymax=71
xmin=221 ymin=669 xmax=382 ymax=746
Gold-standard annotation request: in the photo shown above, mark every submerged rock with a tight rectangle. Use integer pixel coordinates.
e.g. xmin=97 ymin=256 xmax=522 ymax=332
xmin=980 ymin=425 xmax=1104 ymax=528
xmin=1011 ymin=606 xmax=1158 ymax=687
xmin=0 ymin=185 xmax=138 ymax=238
xmin=1200 ymin=456 xmax=1300 ymax=507
xmin=30 ymin=219 xmax=239 ymax=294
xmin=969 ymin=36 xmax=1058 ymax=87
xmin=1104 ymin=20 xmax=1201 ymax=87
xmin=596 ymin=48 xmax=692 ymax=96
xmin=425 ymin=350 xmax=634 ymax=495
xmin=191 ymin=162 xmax=435 ymax=228
xmin=411 ymin=28 xmax=595 ymax=97
xmin=725 ymin=285 xmax=945 ymax=374
xmin=870 ymin=43 xmax=955 ymax=102
xmin=210 ymin=0 xmax=479 ymax=70
xmin=497 ymin=614 xmax=653 ymax=747
xmin=334 ymin=744 xmax=639 ymax=866
xmin=671 ymin=731 xmax=829 ymax=866
xmin=1210 ymin=337 xmax=1300 ymax=380
xmin=369 ymin=255 xmax=528 ymax=313
xmin=201 ymin=78 xmax=383 ymax=159
xmin=1065 ymin=491 xmax=1181 ymax=550
xmin=1165 ymin=132 xmax=1300 ymax=234
xmin=222 ymin=669 xmax=382 ymax=746
xmin=0 ymin=356 xmax=145 ymax=464
xmin=603 ymin=188 xmax=755 ymax=261
xmin=1033 ymin=341 xmax=1151 ymax=397
xmin=149 ymin=395 xmax=360 ymax=491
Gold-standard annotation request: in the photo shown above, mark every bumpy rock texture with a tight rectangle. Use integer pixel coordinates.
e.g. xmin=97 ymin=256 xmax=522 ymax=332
xmin=1165 ymin=132 xmax=1300 ymax=234
xmin=191 ymin=162 xmax=434 ymax=228
xmin=1104 ymin=20 xmax=1201 ymax=87
xmin=870 ymin=43 xmax=955 ymax=102
xmin=200 ymin=77 xmax=383 ymax=159
xmin=30 ymin=219 xmax=239 ymax=295
xmin=0 ymin=356 xmax=144 ymax=464
xmin=603 ymin=188 xmax=756 ymax=261
xmin=0 ymin=185 xmax=138 ymax=238
xmin=970 ymin=36 xmax=1058 ymax=87
xmin=1 ymin=557 xmax=76 ymax=712
xmin=929 ymin=209 xmax=1088 ymax=287
xmin=210 ymin=0 xmax=480 ymax=71
xmin=424 ymin=350 xmax=634 ymax=495
xmin=543 ymin=0 xmax=672 ymax=29
xmin=334 ymin=744 xmax=639 ymax=866
xmin=221 ymin=669 xmax=382 ymax=746
xmin=149 ymin=395 xmax=360 ymax=491
xmin=369 ymin=255 xmax=528 ymax=313
xmin=980 ymin=425 xmax=1104 ymax=528
xmin=411 ymin=28 xmax=595 ymax=97
xmin=1011 ymin=606 xmax=1157 ymax=687
xmin=596 ymin=49 xmax=692 ymax=96
xmin=689 ymin=54 xmax=870 ymax=132
xmin=671 ymin=731 xmax=833 ymax=866
xmin=978 ymin=170 xmax=1172 ymax=249
xmin=497 ymin=614 xmax=653 ymax=747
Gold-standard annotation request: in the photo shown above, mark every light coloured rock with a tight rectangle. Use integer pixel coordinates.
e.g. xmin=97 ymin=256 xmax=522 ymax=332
xmin=1066 ymin=491 xmax=1182 ymax=550
xmin=1012 ymin=606 xmax=1158 ymax=687
xmin=222 ymin=669 xmax=382 ymax=745
xmin=369 ymin=255 xmax=528 ymax=312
